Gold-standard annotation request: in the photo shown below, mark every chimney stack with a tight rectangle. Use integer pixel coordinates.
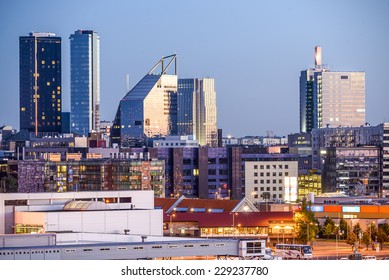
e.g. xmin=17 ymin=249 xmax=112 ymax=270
xmin=315 ymin=46 xmax=322 ymax=67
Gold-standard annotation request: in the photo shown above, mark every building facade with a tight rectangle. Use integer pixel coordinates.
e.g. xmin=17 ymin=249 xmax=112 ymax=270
xmin=177 ymin=78 xmax=217 ymax=147
xmin=313 ymin=71 xmax=365 ymax=130
xmin=70 ymin=30 xmax=100 ymax=136
xmin=17 ymin=159 xmax=165 ymax=197
xmin=111 ymin=55 xmax=178 ymax=148
xmin=300 ymin=47 xmax=365 ymax=133
xmin=323 ymin=146 xmax=381 ymax=195
xmin=244 ymin=154 xmax=299 ymax=204
xmin=19 ymin=32 xmax=62 ymax=134
xmin=383 ymin=123 xmax=389 ymax=197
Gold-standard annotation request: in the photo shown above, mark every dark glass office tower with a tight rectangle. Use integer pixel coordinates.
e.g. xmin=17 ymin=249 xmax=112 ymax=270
xmin=19 ymin=32 xmax=62 ymax=134
xmin=70 ymin=30 xmax=100 ymax=136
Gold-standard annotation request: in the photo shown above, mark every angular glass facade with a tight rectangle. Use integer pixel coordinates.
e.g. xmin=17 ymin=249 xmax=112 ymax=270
xmin=70 ymin=30 xmax=100 ymax=136
xmin=19 ymin=32 xmax=62 ymax=133
xmin=111 ymin=74 xmax=178 ymax=147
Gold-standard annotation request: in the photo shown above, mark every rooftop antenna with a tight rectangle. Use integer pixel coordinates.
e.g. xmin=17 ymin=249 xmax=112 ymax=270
xmin=125 ymin=74 xmax=130 ymax=93
xmin=148 ymin=54 xmax=177 ymax=75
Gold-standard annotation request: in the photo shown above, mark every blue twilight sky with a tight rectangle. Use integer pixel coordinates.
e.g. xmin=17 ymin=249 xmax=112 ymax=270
xmin=0 ymin=0 xmax=388 ymax=137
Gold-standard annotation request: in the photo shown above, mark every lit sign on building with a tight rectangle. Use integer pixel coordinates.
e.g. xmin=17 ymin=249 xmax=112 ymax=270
xmin=311 ymin=206 xmax=324 ymax=212
xmin=342 ymin=206 xmax=360 ymax=213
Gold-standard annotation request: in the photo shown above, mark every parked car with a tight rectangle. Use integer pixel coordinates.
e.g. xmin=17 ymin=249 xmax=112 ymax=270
xmin=347 ymin=253 xmax=362 ymax=260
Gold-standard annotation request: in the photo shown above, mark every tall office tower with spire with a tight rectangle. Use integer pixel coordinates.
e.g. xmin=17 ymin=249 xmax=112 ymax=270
xmin=19 ymin=32 xmax=62 ymax=134
xmin=300 ymin=47 xmax=365 ymax=133
xmin=70 ymin=30 xmax=100 ymax=136
xmin=177 ymin=78 xmax=217 ymax=147
xmin=111 ymin=55 xmax=178 ymax=148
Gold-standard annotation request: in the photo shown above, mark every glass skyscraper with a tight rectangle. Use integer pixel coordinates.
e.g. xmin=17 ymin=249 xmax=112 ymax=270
xmin=70 ymin=30 xmax=100 ymax=136
xmin=177 ymin=78 xmax=217 ymax=147
xmin=19 ymin=32 xmax=62 ymax=134
xmin=111 ymin=55 xmax=178 ymax=147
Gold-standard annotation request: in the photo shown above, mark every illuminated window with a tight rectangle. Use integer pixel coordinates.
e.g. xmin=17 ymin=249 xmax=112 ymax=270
xmin=57 ymin=86 xmax=61 ymax=90
xmin=47 ymin=82 xmax=50 ymax=86
xmin=52 ymin=61 xmax=56 ymax=65
xmin=41 ymin=48 xmax=44 ymax=52
xmin=42 ymin=60 xmax=45 ymax=64
xmin=21 ymin=107 xmax=26 ymax=111
xmin=42 ymin=116 xmax=45 ymax=120
xmin=52 ymin=95 xmax=55 ymax=98
xmin=57 ymin=116 xmax=61 ymax=120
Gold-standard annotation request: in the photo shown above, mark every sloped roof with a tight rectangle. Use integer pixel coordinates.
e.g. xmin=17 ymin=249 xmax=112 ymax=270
xmin=315 ymin=192 xmax=349 ymax=198
xmin=122 ymin=74 xmax=161 ymax=101
xmin=154 ymin=198 xmax=178 ymax=211
xmin=163 ymin=212 xmax=293 ymax=227
xmin=155 ymin=197 xmax=240 ymax=213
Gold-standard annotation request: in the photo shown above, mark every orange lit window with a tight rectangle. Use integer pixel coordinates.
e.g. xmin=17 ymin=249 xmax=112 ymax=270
xmin=21 ymin=107 xmax=26 ymax=111
xmin=42 ymin=61 xmax=45 ymax=64
xmin=47 ymin=82 xmax=50 ymax=86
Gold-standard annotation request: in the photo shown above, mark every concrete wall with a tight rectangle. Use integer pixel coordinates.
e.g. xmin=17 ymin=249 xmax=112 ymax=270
xmin=15 ymin=209 xmax=163 ymax=236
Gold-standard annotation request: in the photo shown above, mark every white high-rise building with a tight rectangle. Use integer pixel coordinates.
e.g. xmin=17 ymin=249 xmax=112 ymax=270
xmin=300 ymin=47 xmax=365 ymax=132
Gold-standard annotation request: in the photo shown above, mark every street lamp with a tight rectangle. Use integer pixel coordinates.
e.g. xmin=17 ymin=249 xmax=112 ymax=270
xmin=169 ymin=213 xmax=176 ymax=236
xmin=307 ymin=222 xmax=313 ymax=245
xmin=231 ymin=212 xmax=238 ymax=238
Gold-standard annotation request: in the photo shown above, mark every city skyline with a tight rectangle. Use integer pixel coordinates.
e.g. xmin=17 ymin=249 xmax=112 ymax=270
xmin=1 ymin=0 xmax=389 ymax=137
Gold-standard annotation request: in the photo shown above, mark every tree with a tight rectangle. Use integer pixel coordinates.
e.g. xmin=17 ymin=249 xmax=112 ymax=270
xmin=1 ymin=175 xmax=18 ymax=193
xmin=362 ymin=231 xmax=371 ymax=250
xmin=380 ymin=223 xmax=389 ymax=236
xmin=346 ymin=231 xmax=358 ymax=252
xmin=293 ymin=198 xmax=318 ymax=244
xmin=339 ymin=218 xmax=350 ymax=240
xmin=353 ymin=223 xmax=362 ymax=239
xmin=377 ymin=227 xmax=389 ymax=249
xmin=323 ymin=223 xmax=335 ymax=239
xmin=322 ymin=217 xmax=336 ymax=239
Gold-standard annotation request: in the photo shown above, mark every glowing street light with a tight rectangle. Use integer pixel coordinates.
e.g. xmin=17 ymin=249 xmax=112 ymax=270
xmin=231 ymin=212 xmax=238 ymax=238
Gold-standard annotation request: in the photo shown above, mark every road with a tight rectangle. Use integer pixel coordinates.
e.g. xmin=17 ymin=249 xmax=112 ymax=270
xmin=309 ymin=240 xmax=389 ymax=260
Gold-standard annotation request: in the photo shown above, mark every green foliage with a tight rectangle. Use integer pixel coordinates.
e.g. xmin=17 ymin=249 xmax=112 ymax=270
xmin=1 ymin=175 xmax=18 ymax=193
xmin=353 ymin=223 xmax=362 ymax=238
xmin=339 ymin=218 xmax=350 ymax=239
xmin=323 ymin=223 xmax=335 ymax=239
xmin=346 ymin=231 xmax=358 ymax=251
xmin=380 ymin=224 xmax=389 ymax=236
xmin=377 ymin=228 xmax=389 ymax=249
xmin=361 ymin=231 xmax=371 ymax=250
xmin=293 ymin=198 xmax=318 ymax=244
